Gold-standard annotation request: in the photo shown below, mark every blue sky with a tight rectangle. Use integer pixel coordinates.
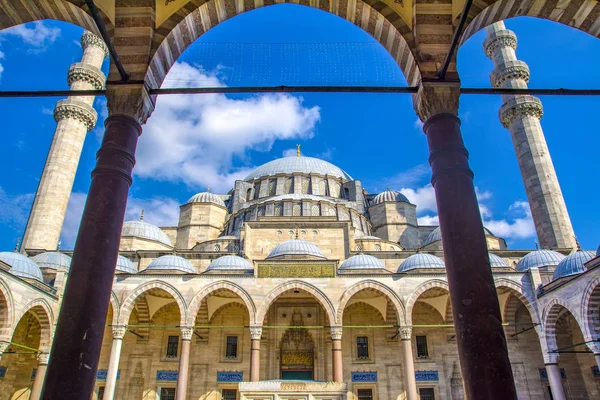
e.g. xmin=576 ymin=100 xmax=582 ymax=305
xmin=0 ymin=4 xmax=598 ymax=251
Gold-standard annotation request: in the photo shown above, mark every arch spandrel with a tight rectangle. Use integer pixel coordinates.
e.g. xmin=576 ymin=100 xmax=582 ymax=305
xmin=14 ymin=299 xmax=55 ymax=352
xmin=186 ymin=280 xmax=257 ymax=326
xmin=0 ymin=277 xmax=15 ymax=340
xmin=336 ymin=280 xmax=406 ymax=326
xmin=405 ymin=279 xmax=449 ymax=325
xmin=118 ymin=280 xmax=187 ymax=327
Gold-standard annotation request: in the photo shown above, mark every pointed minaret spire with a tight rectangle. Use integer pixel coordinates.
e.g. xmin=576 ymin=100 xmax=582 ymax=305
xmin=140 ymin=209 xmax=145 ymax=221
xmin=14 ymin=238 xmax=21 ymax=253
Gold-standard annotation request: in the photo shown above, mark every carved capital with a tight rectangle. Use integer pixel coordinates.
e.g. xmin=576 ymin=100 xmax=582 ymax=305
xmin=330 ymin=326 xmax=343 ymax=340
xmin=54 ymin=98 xmax=98 ymax=131
xmin=38 ymin=353 xmax=50 ymax=365
xmin=81 ymin=31 xmax=109 ymax=58
xmin=483 ymin=29 xmax=517 ymax=58
xmin=0 ymin=341 xmax=9 ymax=354
xmin=181 ymin=326 xmax=194 ymax=341
xmin=543 ymin=352 xmax=559 ymax=364
xmin=106 ymin=84 xmax=155 ymax=125
xmin=399 ymin=326 xmax=412 ymax=340
xmin=250 ymin=325 xmax=263 ymax=340
xmin=67 ymin=62 xmax=106 ymax=90
xmin=490 ymin=60 xmax=530 ymax=88
xmin=413 ymin=81 xmax=460 ymax=122
xmin=586 ymin=339 xmax=600 ymax=355
xmin=499 ymin=95 xmax=543 ymax=127
xmin=112 ymin=325 xmax=127 ymax=340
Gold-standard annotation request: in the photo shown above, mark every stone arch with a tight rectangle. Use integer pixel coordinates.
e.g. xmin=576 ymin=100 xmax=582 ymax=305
xmin=108 ymin=290 xmax=119 ymax=326
xmin=0 ymin=277 xmax=15 ymax=340
xmin=405 ymin=279 xmax=449 ymax=326
xmin=460 ymin=0 xmax=600 ymax=47
xmin=336 ymin=280 xmax=406 ymax=325
xmin=146 ymin=0 xmax=420 ymax=89
xmin=15 ymin=298 xmax=54 ymax=352
xmin=542 ymin=298 xmax=584 ymax=355
xmin=256 ymin=280 xmax=336 ymax=325
xmin=581 ymin=276 xmax=600 ymax=342
xmin=494 ymin=278 xmax=539 ymax=325
xmin=118 ymin=281 xmax=187 ymax=327
xmin=186 ymin=280 xmax=256 ymax=325
xmin=209 ymin=302 xmax=248 ymax=323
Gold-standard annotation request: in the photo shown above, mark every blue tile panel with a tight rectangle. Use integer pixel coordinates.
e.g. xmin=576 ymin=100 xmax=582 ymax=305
xmin=0 ymin=367 xmax=6 ymax=378
xmin=352 ymin=372 xmax=377 ymax=382
xmin=415 ymin=370 xmax=439 ymax=381
xmin=96 ymin=369 xmax=120 ymax=380
xmin=217 ymin=371 xmax=243 ymax=382
xmin=157 ymin=370 xmax=179 ymax=381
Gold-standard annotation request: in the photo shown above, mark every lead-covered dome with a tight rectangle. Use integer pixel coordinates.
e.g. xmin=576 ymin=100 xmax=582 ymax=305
xmin=207 ymin=255 xmax=253 ymax=271
xmin=267 ymin=239 xmax=326 ymax=259
xmin=186 ymin=191 xmax=225 ymax=207
xmin=32 ymin=252 xmax=72 ymax=271
xmin=489 ymin=253 xmax=509 ymax=268
xmin=0 ymin=252 xmax=43 ymax=281
xmin=515 ymin=249 xmax=566 ymax=272
xmin=339 ymin=254 xmax=386 ymax=271
xmin=116 ymin=255 xmax=137 ymax=274
xmin=122 ymin=220 xmax=172 ymax=247
xmin=371 ymin=190 xmax=410 ymax=205
xmin=244 ymin=156 xmax=352 ymax=181
xmin=552 ymin=251 xmax=595 ymax=280
xmin=424 ymin=226 xmax=495 ymax=247
xmin=398 ymin=253 xmax=445 ymax=272
xmin=145 ymin=255 xmax=195 ymax=273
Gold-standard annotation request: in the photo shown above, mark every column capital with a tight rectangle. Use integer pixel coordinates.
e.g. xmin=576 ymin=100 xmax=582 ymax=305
xmin=330 ymin=326 xmax=343 ymax=340
xmin=399 ymin=326 xmax=412 ymax=340
xmin=81 ymin=30 xmax=109 ymax=58
xmin=38 ymin=352 xmax=50 ymax=365
xmin=0 ymin=341 xmax=9 ymax=354
xmin=67 ymin=62 xmax=106 ymax=90
xmin=54 ymin=98 xmax=98 ymax=131
xmin=181 ymin=326 xmax=194 ymax=341
xmin=499 ymin=95 xmax=543 ymax=127
xmin=413 ymin=81 xmax=460 ymax=122
xmin=250 ymin=325 xmax=263 ymax=340
xmin=543 ymin=352 xmax=559 ymax=364
xmin=106 ymin=84 xmax=155 ymax=125
xmin=112 ymin=325 xmax=127 ymax=340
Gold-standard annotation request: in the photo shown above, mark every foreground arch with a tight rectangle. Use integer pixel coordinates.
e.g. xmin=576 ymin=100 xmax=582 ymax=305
xmin=336 ymin=279 xmax=406 ymax=325
xmin=186 ymin=280 xmax=257 ymax=325
xmin=118 ymin=281 xmax=187 ymax=326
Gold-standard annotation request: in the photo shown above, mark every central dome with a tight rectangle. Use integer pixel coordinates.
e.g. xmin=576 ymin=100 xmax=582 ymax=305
xmin=244 ymin=156 xmax=352 ymax=181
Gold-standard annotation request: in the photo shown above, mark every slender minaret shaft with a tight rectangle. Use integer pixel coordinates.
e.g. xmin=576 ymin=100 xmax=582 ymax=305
xmin=21 ymin=31 xmax=108 ymax=251
xmin=484 ymin=22 xmax=576 ymax=250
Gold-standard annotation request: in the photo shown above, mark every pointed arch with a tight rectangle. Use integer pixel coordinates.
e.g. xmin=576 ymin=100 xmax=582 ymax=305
xmin=0 ymin=277 xmax=15 ymax=340
xmin=118 ymin=281 xmax=187 ymax=326
xmin=405 ymin=279 xmax=449 ymax=325
xmin=256 ymin=280 xmax=336 ymax=325
xmin=336 ymin=280 xmax=406 ymax=325
xmin=542 ymin=298 xmax=583 ymax=355
xmin=16 ymin=298 xmax=55 ymax=352
xmin=580 ymin=275 xmax=600 ymax=341
xmin=494 ymin=278 xmax=540 ymax=325
xmin=108 ymin=290 xmax=119 ymax=326
xmin=186 ymin=280 xmax=256 ymax=325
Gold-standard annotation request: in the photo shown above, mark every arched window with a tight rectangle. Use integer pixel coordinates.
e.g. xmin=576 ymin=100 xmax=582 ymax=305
xmin=253 ymin=182 xmax=261 ymax=200
xmin=274 ymin=203 xmax=283 ymax=216
xmin=285 ymin=177 xmax=293 ymax=194
xmin=343 ymin=187 xmax=350 ymax=199
xmin=246 ymin=188 xmax=252 ymax=201
xmin=356 ymin=244 xmax=363 ymax=252
xmin=292 ymin=203 xmax=302 ymax=216
xmin=269 ymin=179 xmax=277 ymax=196
xmin=257 ymin=206 xmax=266 ymax=217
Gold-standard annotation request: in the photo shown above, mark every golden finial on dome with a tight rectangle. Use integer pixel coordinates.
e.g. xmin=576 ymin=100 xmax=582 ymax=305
xmin=296 ymin=144 xmax=301 ymax=157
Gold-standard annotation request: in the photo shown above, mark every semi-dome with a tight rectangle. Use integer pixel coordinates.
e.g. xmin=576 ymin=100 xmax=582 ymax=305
xmin=32 ymin=252 xmax=72 ymax=271
xmin=552 ymin=251 xmax=596 ymax=280
xmin=515 ymin=249 xmax=566 ymax=272
xmin=398 ymin=253 xmax=445 ymax=272
xmin=424 ymin=226 xmax=496 ymax=247
xmin=339 ymin=254 xmax=386 ymax=270
xmin=244 ymin=156 xmax=352 ymax=181
xmin=371 ymin=190 xmax=410 ymax=205
xmin=116 ymin=255 xmax=137 ymax=274
xmin=489 ymin=253 xmax=509 ymax=268
xmin=186 ymin=191 xmax=225 ymax=207
xmin=0 ymin=252 xmax=43 ymax=281
xmin=206 ymin=255 xmax=253 ymax=271
xmin=122 ymin=220 xmax=172 ymax=247
xmin=145 ymin=255 xmax=195 ymax=273
xmin=267 ymin=239 xmax=326 ymax=259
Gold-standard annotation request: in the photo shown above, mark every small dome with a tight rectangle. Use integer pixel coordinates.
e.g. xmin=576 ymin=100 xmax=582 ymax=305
xmin=515 ymin=250 xmax=566 ymax=272
xmin=207 ymin=255 xmax=253 ymax=271
xmin=424 ymin=226 xmax=495 ymax=247
xmin=122 ymin=220 xmax=172 ymax=247
xmin=244 ymin=156 xmax=352 ymax=181
xmin=217 ymin=236 xmax=239 ymax=240
xmin=371 ymin=190 xmax=410 ymax=205
xmin=267 ymin=239 xmax=326 ymax=259
xmin=489 ymin=253 xmax=508 ymax=268
xmin=0 ymin=252 xmax=43 ymax=281
xmin=552 ymin=251 xmax=596 ymax=280
xmin=186 ymin=192 xmax=225 ymax=207
xmin=359 ymin=236 xmax=381 ymax=240
xmin=340 ymin=254 xmax=386 ymax=270
xmin=145 ymin=255 xmax=195 ymax=273
xmin=32 ymin=252 xmax=72 ymax=271
xmin=398 ymin=253 xmax=445 ymax=272
xmin=116 ymin=255 xmax=137 ymax=274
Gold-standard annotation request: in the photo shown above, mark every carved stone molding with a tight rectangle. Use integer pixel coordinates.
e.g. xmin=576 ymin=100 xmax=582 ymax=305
xmin=490 ymin=60 xmax=530 ymax=88
xmin=38 ymin=353 xmax=50 ymax=365
xmin=67 ymin=62 xmax=106 ymax=90
xmin=106 ymin=84 xmax=155 ymax=125
xmin=500 ymin=96 xmax=543 ymax=127
xmin=399 ymin=326 xmax=412 ymax=340
xmin=181 ymin=326 xmax=194 ymax=341
xmin=0 ymin=341 xmax=9 ymax=354
xmin=54 ymin=98 xmax=98 ymax=131
xmin=483 ymin=29 xmax=517 ymax=58
xmin=249 ymin=325 xmax=263 ymax=340
xmin=330 ymin=326 xmax=343 ymax=340
xmin=413 ymin=81 xmax=460 ymax=122
xmin=112 ymin=325 xmax=127 ymax=340
xmin=81 ymin=30 xmax=109 ymax=58
xmin=543 ymin=352 xmax=559 ymax=364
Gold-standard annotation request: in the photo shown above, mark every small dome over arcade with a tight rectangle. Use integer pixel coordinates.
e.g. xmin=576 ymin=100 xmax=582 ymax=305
xmin=206 ymin=255 xmax=253 ymax=272
xmin=32 ymin=252 xmax=72 ymax=271
xmin=0 ymin=252 xmax=44 ymax=281
xmin=339 ymin=254 xmax=387 ymax=271
xmin=371 ymin=190 xmax=410 ymax=205
xmin=552 ymin=250 xmax=596 ymax=280
xmin=267 ymin=239 xmax=326 ymax=259
xmin=515 ymin=249 xmax=566 ymax=272
xmin=186 ymin=190 xmax=225 ymax=207
xmin=121 ymin=215 xmax=172 ymax=247
xmin=398 ymin=253 xmax=445 ymax=272
xmin=116 ymin=255 xmax=137 ymax=274
xmin=489 ymin=253 xmax=509 ymax=268
xmin=244 ymin=155 xmax=352 ymax=181
xmin=423 ymin=226 xmax=496 ymax=247
xmin=144 ymin=255 xmax=195 ymax=274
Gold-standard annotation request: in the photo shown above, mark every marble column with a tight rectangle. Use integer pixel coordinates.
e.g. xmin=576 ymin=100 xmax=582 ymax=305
xmin=176 ymin=327 xmax=193 ymax=400
xmin=331 ymin=326 xmax=343 ymax=383
xmin=29 ymin=353 xmax=49 ymax=400
xmin=545 ymin=363 xmax=567 ymax=400
xmin=400 ymin=328 xmax=418 ymax=400
xmin=103 ymin=325 xmax=127 ymax=400
xmin=249 ymin=326 xmax=262 ymax=382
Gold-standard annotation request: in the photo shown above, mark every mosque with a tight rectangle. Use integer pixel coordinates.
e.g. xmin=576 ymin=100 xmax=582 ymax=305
xmin=0 ymin=21 xmax=600 ymax=400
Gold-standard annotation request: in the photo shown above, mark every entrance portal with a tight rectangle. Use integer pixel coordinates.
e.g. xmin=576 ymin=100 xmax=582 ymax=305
xmin=280 ymin=309 xmax=314 ymax=380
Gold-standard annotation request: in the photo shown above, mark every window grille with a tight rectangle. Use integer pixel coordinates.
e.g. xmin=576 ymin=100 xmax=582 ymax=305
xmin=97 ymin=387 xmax=105 ymax=399
xmin=160 ymin=388 xmax=176 ymax=400
xmin=166 ymin=336 xmax=179 ymax=358
xmin=285 ymin=177 xmax=293 ymax=194
xmin=357 ymin=336 xmax=369 ymax=359
xmin=416 ymin=336 xmax=429 ymax=358
xmin=214 ymin=244 xmax=221 ymax=252
xmin=419 ymin=388 xmax=435 ymax=400
xmin=311 ymin=204 xmax=320 ymax=216
xmin=318 ymin=180 xmax=326 ymax=195
xmin=374 ymin=244 xmax=381 ymax=252
xmin=356 ymin=244 xmax=362 ymax=252
xmin=257 ymin=206 xmax=266 ymax=217
xmin=330 ymin=181 xmax=340 ymax=197
xmin=269 ymin=179 xmax=276 ymax=196
xmin=301 ymin=178 xmax=309 ymax=194
xmin=233 ymin=244 xmax=240 ymax=253
xmin=357 ymin=389 xmax=373 ymax=400
xmin=274 ymin=203 xmax=283 ymax=216
xmin=226 ymin=336 xmax=238 ymax=359
xmin=222 ymin=389 xmax=237 ymax=400
xmin=292 ymin=203 xmax=302 ymax=216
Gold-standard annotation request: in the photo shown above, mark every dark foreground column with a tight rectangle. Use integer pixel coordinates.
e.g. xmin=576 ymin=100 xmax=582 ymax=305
xmin=41 ymin=85 xmax=154 ymax=399
xmin=414 ymin=82 xmax=517 ymax=399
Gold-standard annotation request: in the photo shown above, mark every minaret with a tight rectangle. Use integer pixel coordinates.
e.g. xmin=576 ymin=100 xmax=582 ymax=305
xmin=484 ymin=22 xmax=576 ymax=250
xmin=21 ymin=31 xmax=108 ymax=251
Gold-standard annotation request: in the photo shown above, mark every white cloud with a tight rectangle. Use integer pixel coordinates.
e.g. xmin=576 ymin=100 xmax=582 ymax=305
xmin=414 ymin=118 xmax=424 ymax=130
xmin=2 ymin=22 xmax=60 ymax=51
xmin=41 ymin=107 xmax=53 ymax=115
xmin=282 ymin=148 xmax=297 ymax=157
xmin=400 ymin=184 xmax=437 ymax=213
xmin=0 ymin=187 xmax=34 ymax=231
xmin=384 ymin=164 xmax=430 ymax=190
xmin=484 ymin=201 xmax=536 ymax=240
xmin=136 ymin=62 xmax=321 ymax=193
xmin=417 ymin=215 xmax=439 ymax=226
